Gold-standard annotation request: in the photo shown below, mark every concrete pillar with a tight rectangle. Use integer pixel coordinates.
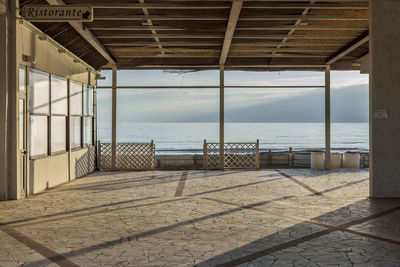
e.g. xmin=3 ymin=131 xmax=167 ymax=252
xmin=370 ymin=1 xmax=400 ymax=197
xmin=0 ymin=0 xmax=19 ymax=200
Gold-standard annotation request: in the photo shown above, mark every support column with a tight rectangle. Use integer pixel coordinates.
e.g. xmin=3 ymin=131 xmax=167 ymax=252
xmin=111 ymin=67 xmax=117 ymax=171
xmin=325 ymin=65 xmax=331 ymax=170
xmin=219 ymin=66 xmax=225 ymax=170
xmin=0 ymin=0 xmax=19 ymax=200
xmin=370 ymin=1 xmax=400 ymax=197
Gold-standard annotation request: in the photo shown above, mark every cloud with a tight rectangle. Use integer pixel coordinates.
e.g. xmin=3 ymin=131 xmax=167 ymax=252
xmin=97 ymin=70 xmax=369 ymax=123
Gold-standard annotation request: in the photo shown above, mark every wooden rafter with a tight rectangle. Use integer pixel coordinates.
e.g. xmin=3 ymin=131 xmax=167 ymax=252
xmin=29 ymin=0 xmax=369 ymax=71
xmin=139 ymin=0 xmax=164 ymax=55
xmin=271 ymin=0 xmax=315 ymax=56
xmin=96 ymin=34 xmax=359 ymax=39
xmin=103 ymin=42 xmax=348 ymax=47
xmin=326 ymin=32 xmax=369 ymax=65
xmin=90 ymin=25 xmax=368 ymax=31
xmin=90 ymin=2 xmax=368 ymax=9
xmin=46 ymin=0 xmax=116 ymax=65
xmin=94 ymin=15 xmax=368 ymax=21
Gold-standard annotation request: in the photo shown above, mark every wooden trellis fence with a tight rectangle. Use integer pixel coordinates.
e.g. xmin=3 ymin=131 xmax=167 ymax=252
xmin=97 ymin=141 xmax=155 ymax=171
xmin=203 ymin=140 xmax=260 ymax=169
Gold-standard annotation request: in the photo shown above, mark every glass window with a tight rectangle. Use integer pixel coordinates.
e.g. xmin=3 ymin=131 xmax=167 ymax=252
xmin=29 ymin=115 xmax=48 ymax=157
xmin=84 ymin=85 xmax=94 ymax=116
xmin=29 ymin=69 xmax=49 ymax=115
xmin=83 ymin=117 xmax=92 ymax=146
xmin=19 ymin=67 xmax=26 ymax=91
xmin=51 ymin=75 xmax=68 ymax=115
xmin=19 ymin=99 xmax=24 ymax=151
xmin=70 ymin=81 xmax=82 ymax=116
xmin=71 ymin=117 xmax=81 ymax=149
xmin=51 ymin=116 xmax=66 ymax=153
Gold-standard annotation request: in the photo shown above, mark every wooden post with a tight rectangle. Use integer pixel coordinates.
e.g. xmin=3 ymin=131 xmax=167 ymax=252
xmin=325 ymin=65 xmax=331 ymax=170
xmin=289 ymin=147 xmax=293 ymax=167
xmin=97 ymin=140 xmax=101 ymax=170
xmin=268 ymin=150 xmax=272 ymax=167
xmin=151 ymin=139 xmax=155 ymax=169
xmin=256 ymin=139 xmax=260 ymax=169
xmin=111 ymin=67 xmax=117 ymax=171
xmin=219 ymin=66 xmax=225 ymax=170
xmin=203 ymin=139 xmax=208 ymax=169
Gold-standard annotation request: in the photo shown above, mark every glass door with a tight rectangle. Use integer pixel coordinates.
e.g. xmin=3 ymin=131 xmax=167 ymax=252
xmin=19 ymin=66 xmax=27 ymax=197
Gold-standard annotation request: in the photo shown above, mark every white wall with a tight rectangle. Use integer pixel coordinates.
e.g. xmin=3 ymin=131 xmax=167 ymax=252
xmin=29 ymin=153 xmax=69 ymax=194
xmin=17 ymin=22 xmax=98 ymax=197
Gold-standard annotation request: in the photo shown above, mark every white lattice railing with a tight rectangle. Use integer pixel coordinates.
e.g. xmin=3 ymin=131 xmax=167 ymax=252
xmin=203 ymin=140 xmax=260 ymax=169
xmin=98 ymin=141 xmax=155 ymax=171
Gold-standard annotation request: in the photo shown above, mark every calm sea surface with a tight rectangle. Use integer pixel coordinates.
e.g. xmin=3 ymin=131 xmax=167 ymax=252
xmin=98 ymin=122 xmax=369 ymax=154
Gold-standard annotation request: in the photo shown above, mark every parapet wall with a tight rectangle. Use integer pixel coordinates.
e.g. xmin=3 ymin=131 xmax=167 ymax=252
xmin=155 ymin=152 xmax=369 ymax=170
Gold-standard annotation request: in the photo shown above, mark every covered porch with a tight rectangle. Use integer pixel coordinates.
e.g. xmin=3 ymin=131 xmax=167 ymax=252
xmin=1 ymin=169 xmax=399 ymax=266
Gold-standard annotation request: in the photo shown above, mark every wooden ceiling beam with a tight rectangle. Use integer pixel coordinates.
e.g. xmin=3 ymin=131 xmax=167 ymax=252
xmin=116 ymin=54 xmax=334 ymax=58
xmin=90 ymin=2 xmax=368 ymax=9
xmin=89 ymin=25 xmax=368 ymax=31
xmin=163 ymin=0 xmax=367 ymax=2
xmin=271 ymin=0 xmax=315 ymax=56
xmin=46 ymin=0 xmax=116 ymax=65
xmin=139 ymin=0 xmax=164 ymax=54
xmin=110 ymin=64 xmax=327 ymax=70
xmin=96 ymin=34 xmax=358 ymax=39
xmin=110 ymin=48 xmax=337 ymax=53
xmin=94 ymin=15 xmax=368 ymax=21
xmin=326 ymin=32 xmax=369 ymax=65
xmin=219 ymin=0 xmax=243 ymax=65
xmin=103 ymin=42 xmax=347 ymax=47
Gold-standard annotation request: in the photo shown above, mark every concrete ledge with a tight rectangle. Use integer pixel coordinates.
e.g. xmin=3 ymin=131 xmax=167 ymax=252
xmin=154 ymin=152 xmax=369 ymax=170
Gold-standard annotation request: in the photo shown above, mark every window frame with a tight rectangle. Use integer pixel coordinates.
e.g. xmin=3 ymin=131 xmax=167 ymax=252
xmin=83 ymin=85 xmax=95 ymax=147
xmin=28 ymin=68 xmax=50 ymax=158
xmin=50 ymin=74 xmax=68 ymax=155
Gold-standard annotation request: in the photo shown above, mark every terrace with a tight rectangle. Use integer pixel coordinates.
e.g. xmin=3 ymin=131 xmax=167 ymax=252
xmin=2 ymin=0 xmax=400 ymax=265
xmin=2 ymin=169 xmax=400 ymax=266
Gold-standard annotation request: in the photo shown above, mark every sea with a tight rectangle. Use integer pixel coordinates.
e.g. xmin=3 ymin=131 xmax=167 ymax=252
xmin=97 ymin=122 xmax=369 ymax=154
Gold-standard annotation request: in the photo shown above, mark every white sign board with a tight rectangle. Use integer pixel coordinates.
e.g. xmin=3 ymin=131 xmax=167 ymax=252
xmin=22 ymin=5 xmax=93 ymax=22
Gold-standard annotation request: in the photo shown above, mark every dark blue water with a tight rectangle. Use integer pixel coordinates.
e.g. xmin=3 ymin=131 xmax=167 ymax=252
xmin=98 ymin=122 xmax=369 ymax=154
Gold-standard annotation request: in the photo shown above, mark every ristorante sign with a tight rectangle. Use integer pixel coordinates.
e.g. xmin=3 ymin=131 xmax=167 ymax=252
xmin=21 ymin=5 xmax=93 ymax=22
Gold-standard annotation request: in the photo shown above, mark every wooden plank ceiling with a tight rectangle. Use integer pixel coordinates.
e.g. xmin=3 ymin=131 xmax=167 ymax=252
xmin=20 ymin=0 xmax=369 ymax=71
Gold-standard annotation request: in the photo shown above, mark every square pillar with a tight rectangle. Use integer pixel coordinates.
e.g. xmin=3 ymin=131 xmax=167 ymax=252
xmin=0 ymin=0 xmax=19 ymax=200
xmin=370 ymin=1 xmax=400 ymax=197
xmin=325 ymin=66 xmax=331 ymax=170
xmin=111 ymin=67 xmax=117 ymax=171
xmin=219 ymin=66 xmax=225 ymax=170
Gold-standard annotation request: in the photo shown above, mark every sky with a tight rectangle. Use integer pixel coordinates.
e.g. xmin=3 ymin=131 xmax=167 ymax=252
xmin=97 ymin=70 xmax=369 ymax=124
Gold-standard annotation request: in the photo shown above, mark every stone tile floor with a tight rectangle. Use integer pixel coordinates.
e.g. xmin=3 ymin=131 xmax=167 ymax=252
xmin=1 ymin=169 xmax=400 ymax=266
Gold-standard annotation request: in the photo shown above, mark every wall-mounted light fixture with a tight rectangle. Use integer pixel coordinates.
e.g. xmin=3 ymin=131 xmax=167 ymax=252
xmin=22 ymin=54 xmax=36 ymax=64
